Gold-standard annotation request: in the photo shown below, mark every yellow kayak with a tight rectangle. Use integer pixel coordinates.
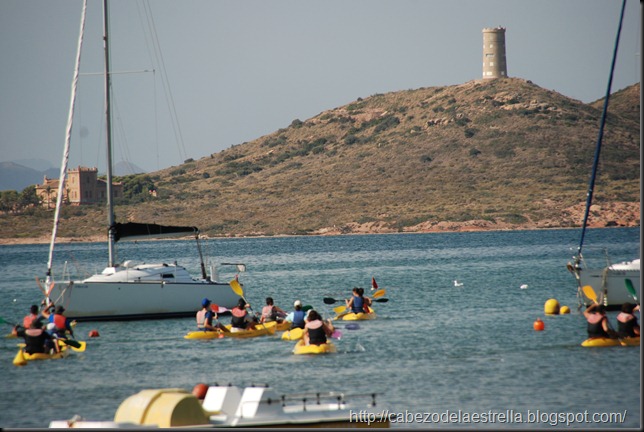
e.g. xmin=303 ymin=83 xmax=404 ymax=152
xmin=338 ymin=307 xmax=376 ymax=321
xmin=280 ymin=327 xmax=304 ymax=341
xmin=184 ymin=321 xmax=277 ymax=340
xmin=13 ymin=343 xmax=69 ymax=366
xmin=581 ymin=336 xmax=640 ymax=347
xmin=292 ymin=339 xmax=337 ymax=355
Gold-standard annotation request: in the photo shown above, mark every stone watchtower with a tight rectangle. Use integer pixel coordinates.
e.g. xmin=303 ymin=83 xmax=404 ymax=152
xmin=482 ymin=27 xmax=507 ymax=79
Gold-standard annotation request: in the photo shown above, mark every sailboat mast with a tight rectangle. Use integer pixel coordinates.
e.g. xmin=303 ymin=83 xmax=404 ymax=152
xmin=575 ymin=0 xmax=626 ymax=261
xmin=46 ymin=0 xmax=88 ymax=283
xmin=102 ymin=0 xmax=116 ymax=267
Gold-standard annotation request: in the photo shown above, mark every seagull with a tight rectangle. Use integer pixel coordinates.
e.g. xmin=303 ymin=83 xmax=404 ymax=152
xmin=454 ymin=280 xmax=464 ymax=287
xmin=520 ymin=284 xmax=529 ymax=289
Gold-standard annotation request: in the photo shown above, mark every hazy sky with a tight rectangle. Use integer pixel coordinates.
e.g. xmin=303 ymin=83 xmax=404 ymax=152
xmin=1 ymin=0 xmax=640 ymax=173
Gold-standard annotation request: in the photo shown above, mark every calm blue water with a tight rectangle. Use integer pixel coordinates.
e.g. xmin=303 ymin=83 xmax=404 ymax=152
xmin=0 ymin=228 xmax=640 ymax=428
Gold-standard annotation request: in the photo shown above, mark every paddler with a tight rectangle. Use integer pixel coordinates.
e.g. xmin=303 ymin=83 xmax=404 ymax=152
xmin=616 ymin=302 xmax=640 ymax=338
xmin=583 ymin=303 xmax=617 ymax=339
xmin=260 ymin=297 xmax=287 ymax=324
xmin=346 ymin=287 xmax=371 ymax=314
xmin=49 ymin=306 xmax=75 ymax=339
xmin=196 ymin=298 xmax=222 ymax=331
xmin=16 ymin=319 xmax=59 ymax=354
xmin=284 ymin=300 xmax=306 ymax=329
xmin=230 ymin=298 xmax=257 ymax=331
xmin=302 ymin=310 xmax=334 ymax=346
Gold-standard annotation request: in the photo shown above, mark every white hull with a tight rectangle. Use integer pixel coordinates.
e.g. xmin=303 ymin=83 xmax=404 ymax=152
xmin=47 ymin=263 xmax=241 ymax=321
xmin=576 ymin=259 xmax=640 ymax=308
xmin=49 ymin=384 xmax=390 ymax=428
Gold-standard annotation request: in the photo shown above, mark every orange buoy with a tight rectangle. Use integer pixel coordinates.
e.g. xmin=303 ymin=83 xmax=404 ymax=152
xmin=192 ymin=383 xmax=209 ymax=400
xmin=88 ymin=330 xmax=100 ymax=338
xmin=533 ymin=318 xmax=545 ymax=331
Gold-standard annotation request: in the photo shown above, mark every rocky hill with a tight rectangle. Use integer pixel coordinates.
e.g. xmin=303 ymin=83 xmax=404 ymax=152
xmin=1 ymin=78 xmax=639 ymax=243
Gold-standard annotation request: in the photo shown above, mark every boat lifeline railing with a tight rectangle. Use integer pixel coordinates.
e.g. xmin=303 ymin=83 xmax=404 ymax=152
xmin=265 ymin=391 xmax=381 ymax=410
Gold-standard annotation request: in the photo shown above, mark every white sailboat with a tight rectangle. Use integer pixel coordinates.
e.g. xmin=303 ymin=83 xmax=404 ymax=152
xmin=567 ymin=0 xmax=640 ymax=310
xmin=40 ymin=0 xmax=242 ymax=321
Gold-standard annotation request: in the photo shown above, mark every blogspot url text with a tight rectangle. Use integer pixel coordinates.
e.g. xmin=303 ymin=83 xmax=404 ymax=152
xmin=350 ymin=409 xmax=629 ymax=426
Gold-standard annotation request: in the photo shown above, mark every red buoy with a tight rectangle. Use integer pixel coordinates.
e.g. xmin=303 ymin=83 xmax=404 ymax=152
xmin=533 ymin=318 xmax=545 ymax=331
xmin=88 ymin=329 xmax=100 ymax=338
xmin=192 ymin=383 xmax=209 ymax=400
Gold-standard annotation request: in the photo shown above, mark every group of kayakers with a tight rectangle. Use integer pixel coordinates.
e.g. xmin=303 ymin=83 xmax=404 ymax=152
xmin=13 ymin=303 xmax=75 ymax=355
xmin=196 ymin=293 xmax=348 ymax=346
xmin=584 ymin=302 xmax=640 ymax=339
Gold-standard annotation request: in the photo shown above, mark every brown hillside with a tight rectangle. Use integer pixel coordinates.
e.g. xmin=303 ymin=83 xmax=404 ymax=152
xmin=1 ymin=78 xmax=640 ymax=242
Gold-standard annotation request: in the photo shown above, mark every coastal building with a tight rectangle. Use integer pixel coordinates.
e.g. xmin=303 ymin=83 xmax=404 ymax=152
xmin=482 ymin=26 xmax=507 ymax=79
xmin=36 ymin=166 xmax=123 ymax=208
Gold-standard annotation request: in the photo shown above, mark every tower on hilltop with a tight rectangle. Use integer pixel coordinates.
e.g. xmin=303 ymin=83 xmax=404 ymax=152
xmin=482 ymin=27 xmax=507 ymax=79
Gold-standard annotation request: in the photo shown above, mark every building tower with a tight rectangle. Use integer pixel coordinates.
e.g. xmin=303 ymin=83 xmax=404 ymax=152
xmin=482 ymin=27 xmax=507 ymax=79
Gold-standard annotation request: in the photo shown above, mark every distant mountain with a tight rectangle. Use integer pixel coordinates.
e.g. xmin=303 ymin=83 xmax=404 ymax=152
xmin=12 ymin=158 xmax=55 ymax=172
xmin=0 ymin=162 xmax=57 ymax=192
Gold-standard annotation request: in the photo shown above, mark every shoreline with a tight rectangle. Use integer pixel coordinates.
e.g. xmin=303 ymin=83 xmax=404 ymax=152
xmin=0 ymin=222 xmax=638 ymax=246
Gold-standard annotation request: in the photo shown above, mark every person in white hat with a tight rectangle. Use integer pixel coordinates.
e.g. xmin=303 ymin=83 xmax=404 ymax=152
xmin=284 ymin=300 xmax=306 ymax=329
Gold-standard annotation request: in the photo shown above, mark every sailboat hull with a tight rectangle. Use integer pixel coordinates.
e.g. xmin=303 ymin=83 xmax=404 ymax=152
xmin=577 ymin=260 xmax=640 ymax=309
xmin=48 ymin=269 xmax=242 ymax=321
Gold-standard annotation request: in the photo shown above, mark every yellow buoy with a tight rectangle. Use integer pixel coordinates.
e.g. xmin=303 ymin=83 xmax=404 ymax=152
xmin=560 ymin=305 xmax=570 ymax=314
xmin=544 ymin=298 xmax=560 ymax=315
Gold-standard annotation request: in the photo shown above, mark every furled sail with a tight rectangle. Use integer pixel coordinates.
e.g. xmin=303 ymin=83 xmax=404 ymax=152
xmin=112 ymin=222 xmax=198 ymax=242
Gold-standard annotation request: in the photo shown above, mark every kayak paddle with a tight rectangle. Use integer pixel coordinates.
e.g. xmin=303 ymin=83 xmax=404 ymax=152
xmin=59 ymin=339 xmax=86 ymax=352
xmin=324 ymin=296 xmax=388 ymax=304
xmin=625 ymin=279 xmax=639 ymax=304
xmin=582 ymin=285 xmax=599 ymax=304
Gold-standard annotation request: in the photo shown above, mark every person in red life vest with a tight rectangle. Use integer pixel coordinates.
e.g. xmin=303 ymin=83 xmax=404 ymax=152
xmin=260 ymin=297 xmax=286 ymax=324
xmin=230 ymin=298 xmax=256 ymax=331
xmin=11 ymin=304 xmax=41 ymax=336
xmin=49 ymin=305 xmax=75 ymax=339
xmin=583 ymin=303 xmax=617 ymax=339
xmin=284 ymin=300 xmax=306 ymax=329
xmin=302 ymin=310 xmax=334 ymax=346
xmin=616 ymin=302 xmax=640 ymax=338
xmin=23 ymin=304 xmax=40 ymax=329
xmin=16 ymin=319 xmax=59 ymax=354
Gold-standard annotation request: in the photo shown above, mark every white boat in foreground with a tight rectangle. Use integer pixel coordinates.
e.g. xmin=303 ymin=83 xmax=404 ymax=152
xmin=40 ymin=0 xmax=242 ymax=321
xmin=49 ymin=384 xmax=390 ymax=428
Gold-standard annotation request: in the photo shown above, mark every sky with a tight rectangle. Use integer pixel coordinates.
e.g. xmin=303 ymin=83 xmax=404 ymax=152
xmin=0 ymin=0 xmax=640 ymax=174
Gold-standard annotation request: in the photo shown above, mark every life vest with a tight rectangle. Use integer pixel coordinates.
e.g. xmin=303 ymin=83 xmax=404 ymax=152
xmin=351 ymin=296 xmax=364 ymax=314
xmin=53 ymin=313 xmax=67 ymax=331
xmin=587 ymin=314 xmax=609 ymax=338
xmin=306 ymin=320 xmax=327 ymax=345
xmin=292 ymin=310 xmax=306 ymax=329
xmin=617 ymin=312 xmax=638 ymax=338
xmin=262 ymin=305 xmax=276 ymax=322
xmin=23 ymin=313 xmax=38 ymax=329
xmin=231 ymin=307 xmax=248 ymax=329
xmin=196 ymin=310 xmax=207 ymax=328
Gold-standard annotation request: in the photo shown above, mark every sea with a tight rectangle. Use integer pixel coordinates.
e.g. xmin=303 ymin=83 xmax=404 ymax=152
xmin=0 ymin=227 xmax=640 ymax=429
